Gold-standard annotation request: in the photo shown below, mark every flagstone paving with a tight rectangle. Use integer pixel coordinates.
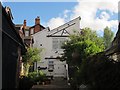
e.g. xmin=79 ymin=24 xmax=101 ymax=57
xmin=30 ymin=77 xmax=72 ymax=90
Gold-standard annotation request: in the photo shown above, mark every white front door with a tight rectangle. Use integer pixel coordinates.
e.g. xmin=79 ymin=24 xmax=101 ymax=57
xmin=54 ymin=63 xmax=66 ymax=77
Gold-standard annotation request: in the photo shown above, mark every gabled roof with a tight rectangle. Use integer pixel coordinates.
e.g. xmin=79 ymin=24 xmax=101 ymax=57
xmin=15 ymin=24 xmax=23 ymax=27
xmin=33 ymin=27 xmax=50 ymax=36
xmin=24 ymin=26 xmax=30 ymax=30
xmin=30 ymin=24 xmax=45 ymax=29
xmin=15 ymin=24 xmax=30 ymax=31
xmin=50 ymin=16 xmax=81 ymax=32
xmin=47 ymin=16 xmax=81 ymax=37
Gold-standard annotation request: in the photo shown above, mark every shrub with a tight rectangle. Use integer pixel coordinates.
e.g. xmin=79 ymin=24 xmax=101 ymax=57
xmin=27 ymin=71 xmax=46 ymax=84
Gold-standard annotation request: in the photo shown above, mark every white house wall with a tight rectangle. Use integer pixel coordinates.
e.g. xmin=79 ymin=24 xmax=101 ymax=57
xmin=33 ymin=17 xmax=81 ymax=78
xmin=53 ymin=60 xmax=67 ymax=77
xmin=33 ymin=30 xmax=67 ymax=77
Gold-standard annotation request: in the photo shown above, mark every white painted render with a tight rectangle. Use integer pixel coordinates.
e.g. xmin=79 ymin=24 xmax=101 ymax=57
xmin=33 ymin=17 xmax=81 ymax=78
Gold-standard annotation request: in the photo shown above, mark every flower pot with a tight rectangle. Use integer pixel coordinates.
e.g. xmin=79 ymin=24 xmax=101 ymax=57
xmin=37 ymin=82 xmax=39 ymax=85
xmin=42 ymin=82 xmax=45 ymax=85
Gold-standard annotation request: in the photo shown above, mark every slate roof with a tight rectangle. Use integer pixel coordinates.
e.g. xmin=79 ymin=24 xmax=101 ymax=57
xmin=30 ymin=24 xmax=45 ymax=29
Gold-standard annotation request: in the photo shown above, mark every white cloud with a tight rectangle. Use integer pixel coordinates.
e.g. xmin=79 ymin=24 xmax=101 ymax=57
xmin=119 ymin=1 xmax=120 ymax=13
xmin=0 ymin=0 xmax=3 ymax=4
xmin=47 ymin=17 xmax=65 ymax=30
xmin=47 ymin=10 xmax=71 ymax=30
xmin=99 ymin=11 xmax=110 ymax=20
xmin=94 ymin=18 xmax=118 ymax=31
xmin=71 ymin=1 xmax=118 ymax=32
xmin=47 ymin=0 xmax=119 ymax=33
xmin=97 ymin=2 xmax=118 ymax=13
xmin=0 ymin=0 xmax=8 ymax=3
xmin=63 ymin=9 xmax=71 ymax=18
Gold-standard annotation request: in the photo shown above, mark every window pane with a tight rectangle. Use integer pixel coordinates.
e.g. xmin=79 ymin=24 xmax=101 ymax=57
xmin=25 ymin=31 xmax=29 ymax=36
xmin=49 ymin=61 xmax=54 ymax=64
xmin=59 ymin=38 xmax=66 ymax=49
xmin=52 ymin=38 xmax=58 ymax=50
xmin=52 ymin=38 xmax=66 ymax=50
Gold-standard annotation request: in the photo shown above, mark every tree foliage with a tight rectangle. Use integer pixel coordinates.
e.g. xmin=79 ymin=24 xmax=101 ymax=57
xmin=22 ymin=47 xmax=42 ymax=76
xmin=103 ymin=26 xmax=114 ymax=49
xmin=61 ymin=28 xmax=105 ymax=89
xmin=22 ymin=47 xmax=42 ymax=65
xmin=61 ymin=28 xmax=105 ymax=65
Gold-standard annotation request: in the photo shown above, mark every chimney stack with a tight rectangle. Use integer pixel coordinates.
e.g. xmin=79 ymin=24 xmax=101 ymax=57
xmin=35 ymin=16 xmax=40 ymax=25
xmin=23 ymin=20 xmax=26 ymax=29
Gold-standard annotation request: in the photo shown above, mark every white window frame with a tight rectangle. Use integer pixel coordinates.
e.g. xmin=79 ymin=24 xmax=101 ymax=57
xmin=52 ymin=38 xmax=66 ymax=50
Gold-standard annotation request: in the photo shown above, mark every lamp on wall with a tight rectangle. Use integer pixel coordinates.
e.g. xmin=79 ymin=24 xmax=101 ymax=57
xmin=55 ymin=51 xmax=58 ymax=53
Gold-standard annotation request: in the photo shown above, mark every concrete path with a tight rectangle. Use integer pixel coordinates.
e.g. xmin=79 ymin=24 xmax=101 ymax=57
xmin=30 ymin=77 xmax=72 ymax=90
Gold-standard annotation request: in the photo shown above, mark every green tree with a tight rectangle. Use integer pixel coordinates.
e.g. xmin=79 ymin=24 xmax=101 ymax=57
xmin=61 ymin=28 xmax=105 ymax=64
xmin=103 ymin=26 xmax=114 ymax=49
xmin=22 ymin=47 xmax=42 ymax=76
xmin=77 ymin=24 xmax=120 ymax=88
xmin=61 ymin=28 xmax=105 ymax=88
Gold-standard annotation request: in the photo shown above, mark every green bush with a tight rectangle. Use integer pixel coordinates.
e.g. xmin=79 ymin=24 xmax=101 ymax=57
xmin=27 ymin=71 xmax=46 ymax=84
xmin=18 ymin=71 xmax=48 ymax=89
xmin=76 ymin=53 xmax=120 ymax=89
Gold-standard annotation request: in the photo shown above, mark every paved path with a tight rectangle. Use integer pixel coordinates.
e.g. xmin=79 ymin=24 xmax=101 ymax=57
xmin=30 ymin=77 xmax=72 ymax=90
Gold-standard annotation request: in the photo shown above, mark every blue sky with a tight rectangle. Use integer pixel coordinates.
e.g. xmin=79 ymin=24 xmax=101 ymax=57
xmin=2 ymin=2 xmax=77 ymax=26
xmin=2 ymin=1 xmax=119 ymax=36
xmin=96 ymin=9 xmax=118 ymax=21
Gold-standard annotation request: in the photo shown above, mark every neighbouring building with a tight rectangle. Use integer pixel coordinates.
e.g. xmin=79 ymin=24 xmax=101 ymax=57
xmin=15 ymin=16 xmax=45 ymax=47
xmin=2 ymin=6 xmax=26 ymax=89
xmin=33 ymin=16 xmax=81 ymax=79
xmin=15 ymin=17 xmax=46 ymax=73
xmin=29 ymin=16 xmax=45 ymax=34
xmin=15 ymin=20 xmax=33 ymax=47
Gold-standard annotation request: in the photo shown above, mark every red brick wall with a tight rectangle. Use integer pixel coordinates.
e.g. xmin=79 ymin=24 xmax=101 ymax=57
xmin=34 ymin=25 xmax=40 ymax=33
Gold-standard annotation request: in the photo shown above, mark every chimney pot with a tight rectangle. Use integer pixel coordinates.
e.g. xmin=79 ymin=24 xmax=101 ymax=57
xmin=23 ymin=19 xmax=26 ymax=29
xmin=37 ymin=16 xmax=40 ymax=19
xmin=35 ymin=16 xmax=40 ymax=25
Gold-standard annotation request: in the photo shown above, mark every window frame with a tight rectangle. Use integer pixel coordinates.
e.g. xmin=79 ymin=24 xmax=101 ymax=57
xmin=52 ymin=38 xmax=66 ymax=50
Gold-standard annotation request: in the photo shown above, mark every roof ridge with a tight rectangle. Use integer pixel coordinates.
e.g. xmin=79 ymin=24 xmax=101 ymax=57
xmin=50 ymin=16 xmax=81 ymax=32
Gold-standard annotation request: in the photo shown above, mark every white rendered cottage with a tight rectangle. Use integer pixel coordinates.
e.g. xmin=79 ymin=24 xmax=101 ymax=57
xmin=33 ymin=16 xmax=81 ymax=78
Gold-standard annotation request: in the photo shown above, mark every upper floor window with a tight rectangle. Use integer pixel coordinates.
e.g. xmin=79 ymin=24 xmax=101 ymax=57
xmin=52 ymin=38 xmax=66 ymax=50
xmin=53 ymin=38 xmax=59 ymax=50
